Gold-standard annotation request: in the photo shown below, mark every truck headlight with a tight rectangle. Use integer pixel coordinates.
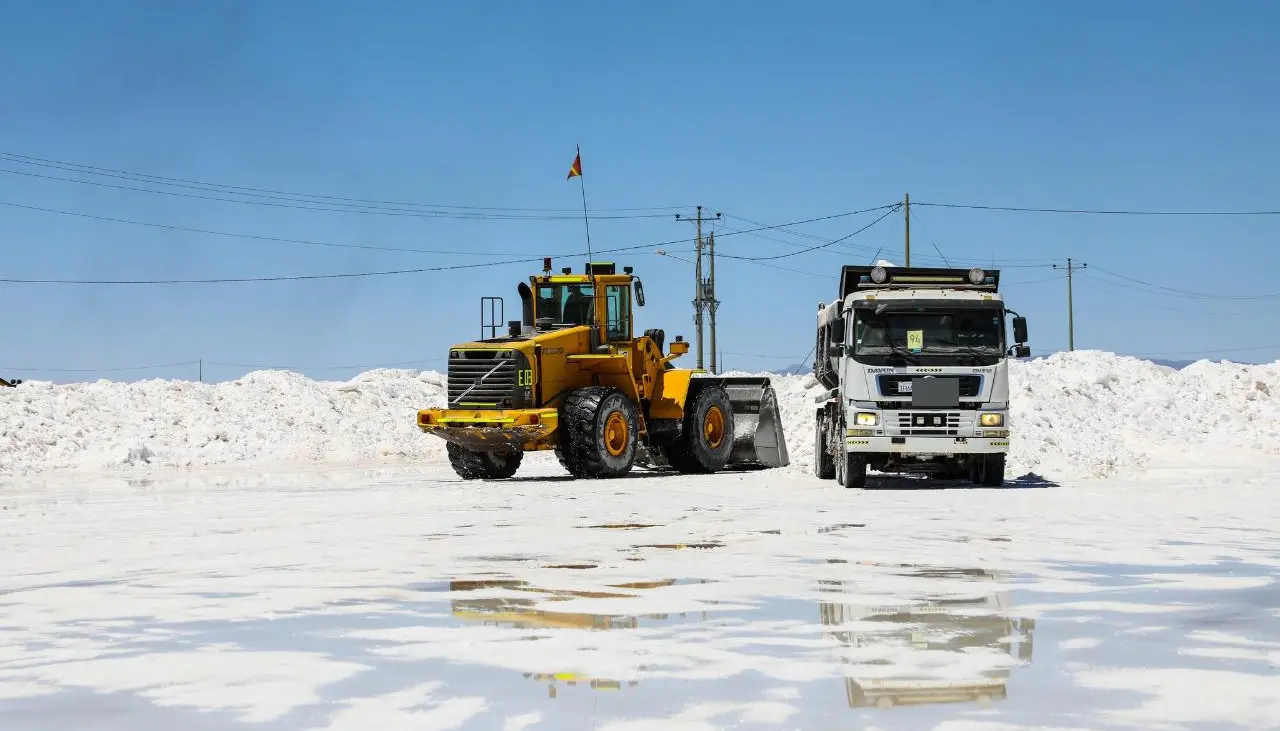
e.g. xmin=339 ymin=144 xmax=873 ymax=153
xmin=979 ymin=413 xmax=1004 ymax=427
xmin=855 ymin=412 xmax=878 ymax=426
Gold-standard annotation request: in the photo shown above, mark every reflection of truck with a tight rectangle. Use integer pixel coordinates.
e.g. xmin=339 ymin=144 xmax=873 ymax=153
xmin=818 ymin=575 xmax=1035 ymax=709
xmin=0 ymin=377 xmax=20 ymax=387
xmin=812 ymin=265 xmax=1031 ymax=487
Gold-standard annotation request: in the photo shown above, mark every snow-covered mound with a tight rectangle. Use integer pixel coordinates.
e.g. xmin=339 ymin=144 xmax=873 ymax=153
xmin=0 ymin=369 xmax=452 ymax=476
xmin=2 ymin=351 xmax=1277 ymax=480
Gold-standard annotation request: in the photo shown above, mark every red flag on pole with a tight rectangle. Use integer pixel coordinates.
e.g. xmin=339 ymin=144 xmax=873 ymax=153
xmin=566 ymin=151 xmax=582 ymax=180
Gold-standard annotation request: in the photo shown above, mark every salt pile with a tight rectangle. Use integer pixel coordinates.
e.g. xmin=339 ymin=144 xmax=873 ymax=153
xmin=2 ymin=351 xmax=1277 ymax=479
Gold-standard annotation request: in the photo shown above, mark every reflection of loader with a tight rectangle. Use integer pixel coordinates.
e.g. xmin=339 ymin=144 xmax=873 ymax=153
xmin=449 ymin=578 xmax=673 ymax=698
xmin=818 ymin=575 xmax=1035 ymax=710
xmin=417 ymin=259 xmax=790 ymax=479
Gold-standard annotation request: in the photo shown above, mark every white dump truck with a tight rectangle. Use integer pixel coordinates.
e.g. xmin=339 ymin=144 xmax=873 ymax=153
xmin=812 ymin=264 xmax=1031 ymax=487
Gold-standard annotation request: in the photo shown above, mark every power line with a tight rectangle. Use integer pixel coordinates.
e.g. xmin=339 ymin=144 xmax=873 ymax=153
xmin=0 ymin=246 xmax=652 ymax=285
xmin=0 ymin=205 xmax=905 ymax=285
xmin=0 ymin=200 xmax=536 ymax=257
xmin=0 ymin=360 xmax=200 ymax=373
xmin=719 ymin=205 xmax=902 ymax=261
xmin=914 ymin=201 xmax=1280 ymax=216
xmin=0 ymin=167 xmax=674 ymax=221
xmin=1073 ymin=275 xmax=1244 ymax=316
xmin=0 ymin=151 xmax=685 ymax=214
xmin=1088 ymin=265 xmax=1280 ymax=300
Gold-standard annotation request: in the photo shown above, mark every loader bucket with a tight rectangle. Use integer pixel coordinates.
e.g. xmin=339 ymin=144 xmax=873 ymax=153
xmin=700 ymin=376 xmax=791 ymax=468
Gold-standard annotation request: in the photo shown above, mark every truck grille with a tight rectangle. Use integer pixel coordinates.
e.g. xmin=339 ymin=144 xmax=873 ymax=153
xmin=878 ymin=374 xmax=981 ymax=399
xmin=894 ymin=411 xmax=964 ymax=436
xmin=448 ymin=351 xmax=518 ymax=406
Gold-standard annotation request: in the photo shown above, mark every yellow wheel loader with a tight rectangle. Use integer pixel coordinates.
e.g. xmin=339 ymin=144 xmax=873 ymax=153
xmin=416 ymin=259 xmax=790 ymax=480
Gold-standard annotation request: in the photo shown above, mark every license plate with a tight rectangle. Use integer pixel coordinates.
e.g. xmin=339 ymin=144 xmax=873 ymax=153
xmin=898 ymin=381 xmax=913 ymax=393
xmin=912 ymin=414 xmax=946 ymax=427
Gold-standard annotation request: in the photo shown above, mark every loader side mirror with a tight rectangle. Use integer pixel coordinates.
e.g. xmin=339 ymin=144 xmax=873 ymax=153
xmin=634 ymin=279 xmax=646 ymax=307
xmin=1012 ymin=316 xmax=1028 ymax=344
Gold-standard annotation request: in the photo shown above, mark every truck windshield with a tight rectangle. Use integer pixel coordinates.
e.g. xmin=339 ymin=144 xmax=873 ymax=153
xmin=854 ymin=310 xmax=1003 ymax=354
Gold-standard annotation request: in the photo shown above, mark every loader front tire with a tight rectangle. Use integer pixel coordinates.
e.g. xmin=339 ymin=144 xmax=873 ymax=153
xmin=558 ymin=387 xmax=639 ymax=479
xmin=446 ymin=442 xmax=523 ymax=480
xmin=664 ymin=383 xmax=735 ymax=474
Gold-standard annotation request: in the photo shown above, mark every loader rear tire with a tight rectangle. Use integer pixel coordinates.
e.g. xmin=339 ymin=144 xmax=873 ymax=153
xmin=558 ymin=387 xmax=639 ymax=479
xmin=663 ymin=382 xmax=735 ymax=474
xmin=814 ymin=411 xmax=836 ymax=480
xmin=446 ymin=442 xmax=523 ymax=480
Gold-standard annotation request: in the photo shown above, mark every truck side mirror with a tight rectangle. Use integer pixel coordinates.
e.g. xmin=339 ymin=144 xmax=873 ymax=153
xmin=1012 ymin=316 xmax=1028 ymax=344
xmin=829 ymin=316 xmax=845 ymax=342
xmin=1015 ymin=344 xmax=1031 ymax=358
xmin=828 ymin=344 xmax=844 ymax=359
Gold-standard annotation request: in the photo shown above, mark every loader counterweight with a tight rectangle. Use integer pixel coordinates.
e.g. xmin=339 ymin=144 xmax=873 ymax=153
xmin=414 ymin=259 xmax=791 ymax=480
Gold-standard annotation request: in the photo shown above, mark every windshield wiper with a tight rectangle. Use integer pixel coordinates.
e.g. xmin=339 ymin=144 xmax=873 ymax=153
xmin=881 ymin=329 xmax=920 ymax=365
xmin=934 ymin=339 xmax=997 ymax=365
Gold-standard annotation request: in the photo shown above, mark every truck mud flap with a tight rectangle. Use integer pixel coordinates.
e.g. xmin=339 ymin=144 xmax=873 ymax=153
xmin=697 ymin=376 xmax=791 ymax=468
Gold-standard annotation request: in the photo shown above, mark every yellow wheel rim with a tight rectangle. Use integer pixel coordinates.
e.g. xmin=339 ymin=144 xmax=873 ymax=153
xmin=604 ymin=411 xmax=629 ymax=457
xmin=704 ymin=405 xmax=726 ymax=449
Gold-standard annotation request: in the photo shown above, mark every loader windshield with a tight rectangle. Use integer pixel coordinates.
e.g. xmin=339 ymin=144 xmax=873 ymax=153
xmin=535 ymin=283 xmax=596 ymax=327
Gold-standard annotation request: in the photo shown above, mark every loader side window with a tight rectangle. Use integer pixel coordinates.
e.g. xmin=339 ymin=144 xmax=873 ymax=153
xmin=604 ymin=284 xmax=631 ymax=341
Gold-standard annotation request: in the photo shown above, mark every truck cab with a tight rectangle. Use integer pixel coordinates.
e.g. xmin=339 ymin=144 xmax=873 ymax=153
xmin=813 ymin=264 xmax=1030 ymax=488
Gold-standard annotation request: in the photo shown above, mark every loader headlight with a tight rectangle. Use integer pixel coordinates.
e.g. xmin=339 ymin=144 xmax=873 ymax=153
xmin=855 ymin=412 xmax=879 ymax=426
xmin=979 ymin=413 xmax=1004 ymax=427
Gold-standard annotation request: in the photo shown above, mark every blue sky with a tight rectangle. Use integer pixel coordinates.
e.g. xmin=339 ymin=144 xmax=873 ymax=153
xmin=1 ymin=0 xmax=1278 ymax=382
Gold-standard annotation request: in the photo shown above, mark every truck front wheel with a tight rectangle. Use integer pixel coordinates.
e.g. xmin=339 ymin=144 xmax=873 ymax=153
xmin=837 ymin=452 xmax=867 ymax=489
xmin=814 ymin=410 xmax=835 ymax=480
xmin=972 ymin=453 xmax=1006 ymax=487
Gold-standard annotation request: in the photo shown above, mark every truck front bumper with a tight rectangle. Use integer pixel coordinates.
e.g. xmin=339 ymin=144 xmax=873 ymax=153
xmin=417 ymin=408 xmax=559 ymax=451
xmin=844 ymin=434 xmax=1009 ymax=455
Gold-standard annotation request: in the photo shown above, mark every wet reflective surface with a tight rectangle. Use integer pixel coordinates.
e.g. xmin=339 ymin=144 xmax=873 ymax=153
xmin=2 ymin=462 xmax=1279 ymax=729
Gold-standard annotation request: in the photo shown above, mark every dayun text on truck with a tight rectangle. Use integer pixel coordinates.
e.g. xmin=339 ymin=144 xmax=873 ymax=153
xmin=812 ymin=264 xmax=1031 ymax=488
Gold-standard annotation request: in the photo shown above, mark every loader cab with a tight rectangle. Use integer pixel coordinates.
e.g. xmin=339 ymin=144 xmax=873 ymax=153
xmin=525 ymin=260 xmax=643 ymax=346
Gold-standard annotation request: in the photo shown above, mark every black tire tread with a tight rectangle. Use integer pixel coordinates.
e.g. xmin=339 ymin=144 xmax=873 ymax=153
xmin=663 ymin=382 xmax=735 ymax=474
xmin=446 ymin=442 xmax=523 ymax=480
xmin=558 ymin=386 xmax=638 ymax=479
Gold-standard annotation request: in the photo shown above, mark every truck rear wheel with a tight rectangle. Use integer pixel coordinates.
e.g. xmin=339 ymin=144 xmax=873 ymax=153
xmin=663 ymin=382 xmax=735 ymax=474
xmin=558 ymin=387 xmax=639 ymax=478
xmin=814 ymin=410 xmax=835 ymax=479
xmin=446 ymin=442 xmax=523 ymax=480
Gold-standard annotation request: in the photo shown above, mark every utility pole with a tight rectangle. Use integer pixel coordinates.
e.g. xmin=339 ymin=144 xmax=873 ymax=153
xmin=1052 ymin=258 xmax=1087 ymax=351
xmin=903 ymin=192 xmax=911 ymax=266
xmin=707 ymin=230 xmax=719 ymax=374
xmin=675 ymin=206 xmax=722 ymax=371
